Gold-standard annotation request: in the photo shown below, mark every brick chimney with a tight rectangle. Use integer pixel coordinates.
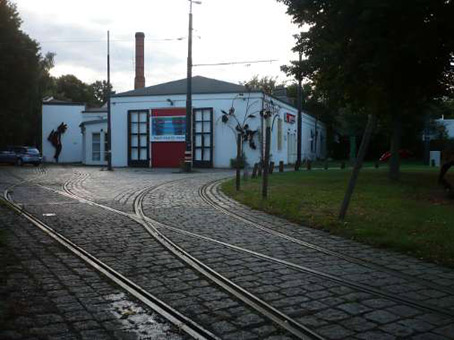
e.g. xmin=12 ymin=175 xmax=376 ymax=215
xmin=134 ymin=32 xmax=145 ymax=89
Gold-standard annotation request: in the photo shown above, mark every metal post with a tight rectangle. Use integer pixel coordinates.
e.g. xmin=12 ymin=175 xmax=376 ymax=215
xmin=236 ymin=133 xmax=241 ymax=191
xmin=262 ymin=114 xmax=271 ymax=198
xmin=107 ymin=30 xmax=112 ymax=171
xmin=185 ymin=1 xmax=194 ymax=172
xmin=296 ymin=51 xmax=302 ymax=170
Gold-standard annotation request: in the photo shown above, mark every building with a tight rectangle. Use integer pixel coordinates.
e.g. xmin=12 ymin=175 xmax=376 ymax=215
xmin=41 ymin=33 xmax=326 ymax=168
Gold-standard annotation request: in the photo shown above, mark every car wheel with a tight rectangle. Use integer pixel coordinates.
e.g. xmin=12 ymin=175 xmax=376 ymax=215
xmin=33 ymin=163 xmax=39 ymax=167
xmin=16 ymin=158 xmax=23 ymax=166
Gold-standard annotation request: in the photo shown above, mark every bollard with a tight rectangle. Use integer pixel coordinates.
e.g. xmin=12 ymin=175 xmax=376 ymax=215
xmin=324 ymin=161 xmax=328 ymax=170
xmin=258 ymin=163 xmax=263 ymax=177
xmin=431 ymin=159 xmax=436 ymax=167
xmin=269 ymin=161 xmax=275 ymax=175
xmin=375 ymin=161 xmax=379 ymax=169
xmin=340 ymin=161 xmax=346 ymax=169
xmin=306 ymin=160 xmax=312 ymax=170
xmin=279 ymin=161 xmax=284 ymax=172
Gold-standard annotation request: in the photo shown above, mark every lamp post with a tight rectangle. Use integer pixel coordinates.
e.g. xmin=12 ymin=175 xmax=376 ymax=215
xmin=107 ymin=30 xmax=112 ymax=171
xmin=185 ymin=0 xmax=201 ymax=172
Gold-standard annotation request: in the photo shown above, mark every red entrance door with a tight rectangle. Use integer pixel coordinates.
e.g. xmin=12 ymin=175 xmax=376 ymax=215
xmin=151 ymin=108 xmax=186 ymax=168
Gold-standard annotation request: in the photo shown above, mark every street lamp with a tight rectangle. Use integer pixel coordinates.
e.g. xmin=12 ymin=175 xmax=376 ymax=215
xmin=185 ymin=0 xmax=201 ymax=172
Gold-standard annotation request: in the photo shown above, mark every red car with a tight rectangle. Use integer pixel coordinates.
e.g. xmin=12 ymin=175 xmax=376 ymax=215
xmin=379 ymin=149 xmax=412 ymax=162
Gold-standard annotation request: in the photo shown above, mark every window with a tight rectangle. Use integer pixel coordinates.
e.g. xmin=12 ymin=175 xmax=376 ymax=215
xmin=92 ymin=133 xmax=101 ymax=161
xmin=277 ymin=119 xmax=283 ymax=151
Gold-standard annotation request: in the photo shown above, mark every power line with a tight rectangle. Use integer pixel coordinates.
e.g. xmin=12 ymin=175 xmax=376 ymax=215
xmin=0 ymin=37 xmax=187 ymax=45
xmin=193 ymin=59 xmax=278 ymax=67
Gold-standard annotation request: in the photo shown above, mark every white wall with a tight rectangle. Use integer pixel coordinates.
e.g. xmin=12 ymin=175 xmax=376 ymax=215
xmin=42 ymin=104 xmax=85 ymax=163
xmin=111 ymin=92 xmax=327 ymax=168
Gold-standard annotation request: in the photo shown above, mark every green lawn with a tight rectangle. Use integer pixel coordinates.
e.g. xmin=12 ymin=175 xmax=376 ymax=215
xmin=222 ymin=165 xmax=454 ymax=267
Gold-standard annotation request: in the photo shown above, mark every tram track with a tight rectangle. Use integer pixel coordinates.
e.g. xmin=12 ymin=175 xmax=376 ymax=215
xmin=2 ymin=173 xmax=220 ymax=340
xmin=62 ymin=173 xmax=454 ymax=319
xmin=9 ymin=170 xmax=325 ymax=339
xmin=44 ymin=173 xmax=454 ymax=319
xmin=199 ymin=178 xmax=454 ymax=296
xmin=5 ymin=170 xmax=454 ymax=338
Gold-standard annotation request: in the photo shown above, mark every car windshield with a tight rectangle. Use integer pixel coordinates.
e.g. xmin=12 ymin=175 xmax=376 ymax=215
xmin=26 ymin=148 xmax=40 ymax=154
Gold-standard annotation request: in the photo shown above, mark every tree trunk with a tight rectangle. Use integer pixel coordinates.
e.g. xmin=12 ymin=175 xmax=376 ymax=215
xmin=339 ymin=114 xmax=377 ymax=221
xmin=389 ymin=114 xmax=402 ymax=181
xmin=235 ymin=133 xmax=241 ymax=191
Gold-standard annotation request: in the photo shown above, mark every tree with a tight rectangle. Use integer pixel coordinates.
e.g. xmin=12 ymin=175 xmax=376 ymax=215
xmin=279 ymin=0 xmax=454 ymax=219
xmin=0 ymin=0 xmax=50 ymax=148
xmin=240 ymin=75 xmax=278 ymax=95
xmin=279 ymin=0 xmax=454 ymax=179
xmin=90 ymin=80 xmax=112 ymax=107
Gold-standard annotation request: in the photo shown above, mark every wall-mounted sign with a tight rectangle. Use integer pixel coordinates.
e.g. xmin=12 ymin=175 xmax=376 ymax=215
xmin=285 ymin=113 xmax=296 ymax=124
xmin=151 ymin=116 xmax=186 ymax=142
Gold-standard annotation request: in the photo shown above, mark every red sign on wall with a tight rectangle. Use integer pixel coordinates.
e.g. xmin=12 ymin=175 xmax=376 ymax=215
xmin=285 ymin=113 xmax=296 ymax=124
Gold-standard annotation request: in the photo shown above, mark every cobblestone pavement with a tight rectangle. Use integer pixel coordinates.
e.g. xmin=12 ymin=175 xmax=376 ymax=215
xmin=1 ymin=165 xmax=454 ymax=340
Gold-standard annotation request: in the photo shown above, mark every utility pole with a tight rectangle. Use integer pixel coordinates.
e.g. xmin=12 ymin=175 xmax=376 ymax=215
xmin=262 ymin=110 xmax=271 ymax=198
xmin=107 ymin=30 xmax=112 ymax=171
xmin=296 ymin=51 xmax=302 ymax=170
xmin=185 ymin=1 xmax=200 ymax=172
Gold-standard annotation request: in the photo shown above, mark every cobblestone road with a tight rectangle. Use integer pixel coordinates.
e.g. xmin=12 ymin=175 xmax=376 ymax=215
xmin=1 ymin=165 xmax=453 ymax=339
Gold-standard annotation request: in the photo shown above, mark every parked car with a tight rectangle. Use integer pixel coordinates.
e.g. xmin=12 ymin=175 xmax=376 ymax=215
xmin=379 ymin=149 xmax=412 ymax=162
xmin=5 ymin=146 xmax=42 ymax=166
xmin=0 ymin=148 xmax=17 ymax=165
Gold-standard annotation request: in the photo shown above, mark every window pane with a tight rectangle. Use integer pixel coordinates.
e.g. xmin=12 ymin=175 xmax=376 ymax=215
xmin=203 ymin=122 xmax=211 ymax=132
xmin=203 ymin=110 xmax=211 ymax=121
xmin=203 ymin=148 xmax=210 ymax=161
xmin=130 ymin=112 xmax=138 ymax=122
xmin=131 ymin=148 xmax=138 ymax=160
xmin=195 ymin=122 xmax=202 ymax=133
xmin=195 ymin=148 xmax=202 ymax=161
xmin=204 ymin=134 xmax=210 ymax=147
xmin=195 ymin=134 xmax=202 ymax=147
xmin=140 ymin=135 xmax=147 ymax=147
xmin=131 ymin=123 xmax=138 ymax=134
xmin=139 ymin=112 xmax=148 ymax=122
xmin=131 ymin=136 xmax=138 ymax=147
xmin=139 ymin=148 xmax=147 ymax=160
xmin=195 ymin=110 xmax=203 ymax=121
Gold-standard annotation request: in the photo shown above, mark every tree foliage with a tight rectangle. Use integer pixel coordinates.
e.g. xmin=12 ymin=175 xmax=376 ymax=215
xmin=0 ymin=0 xmax=49 ymax=147
xmin=0 ymin=1 xmax=111 ymax=148
xmin=240 ymin=75 xmax=278 ymax=95
xmin=279 ymin=0 xmax=454 ymax=176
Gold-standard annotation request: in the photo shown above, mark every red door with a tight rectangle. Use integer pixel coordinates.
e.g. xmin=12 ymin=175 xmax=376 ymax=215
xmin=151 ymin=108 xmax=186 ymax=168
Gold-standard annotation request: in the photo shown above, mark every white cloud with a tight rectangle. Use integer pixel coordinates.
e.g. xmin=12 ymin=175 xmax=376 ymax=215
xmin=14 ymin=0 xmax=300 ymax=92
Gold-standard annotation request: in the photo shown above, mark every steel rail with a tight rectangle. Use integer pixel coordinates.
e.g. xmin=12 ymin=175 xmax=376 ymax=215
xmin=2 ymin=187 xmax=219 ymax=340
xmin=54 ymin=174 xmax=454 ymax=319
xmin=199 ymin=178 xmax=454 ymax=295
xmin=60 ymin=174 xmax=324 ymax=339
xmin=132 ymin=186 xmax=325 ymax=340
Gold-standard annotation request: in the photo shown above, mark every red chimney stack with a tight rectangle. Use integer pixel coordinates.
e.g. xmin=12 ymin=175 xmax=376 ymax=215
xmin=135 ymin=32 xmax=145 ymax=89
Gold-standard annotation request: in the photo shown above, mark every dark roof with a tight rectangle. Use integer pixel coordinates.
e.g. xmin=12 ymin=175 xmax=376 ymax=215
xmin=42 ymin=99 xmax=85 ymax=106
xmin=82 ymin=107 xmax=107 ymax=113
xmin=79 ymin=119 xmax=107 ymax=127
xmin=113 ymin=76 xmax=250 ymax=98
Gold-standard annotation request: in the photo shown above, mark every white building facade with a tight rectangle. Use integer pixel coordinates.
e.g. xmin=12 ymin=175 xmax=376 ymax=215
xmin=42 ymin=77 xmax=326 ymax=168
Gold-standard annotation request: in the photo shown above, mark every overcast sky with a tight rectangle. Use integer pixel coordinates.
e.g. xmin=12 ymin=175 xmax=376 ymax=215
xmin=15 ymin=0 xmax=301 ymax=93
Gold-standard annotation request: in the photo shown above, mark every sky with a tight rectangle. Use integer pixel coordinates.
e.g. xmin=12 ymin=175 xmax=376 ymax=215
xmin=14 ymin=0 xmax=302 ymax=93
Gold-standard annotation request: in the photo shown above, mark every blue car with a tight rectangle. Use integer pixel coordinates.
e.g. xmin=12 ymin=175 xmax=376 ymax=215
xmin=0 ymin=148 xmax=17 ymax=165
xmin=12 ymin=146 xmax=42 ymax=166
